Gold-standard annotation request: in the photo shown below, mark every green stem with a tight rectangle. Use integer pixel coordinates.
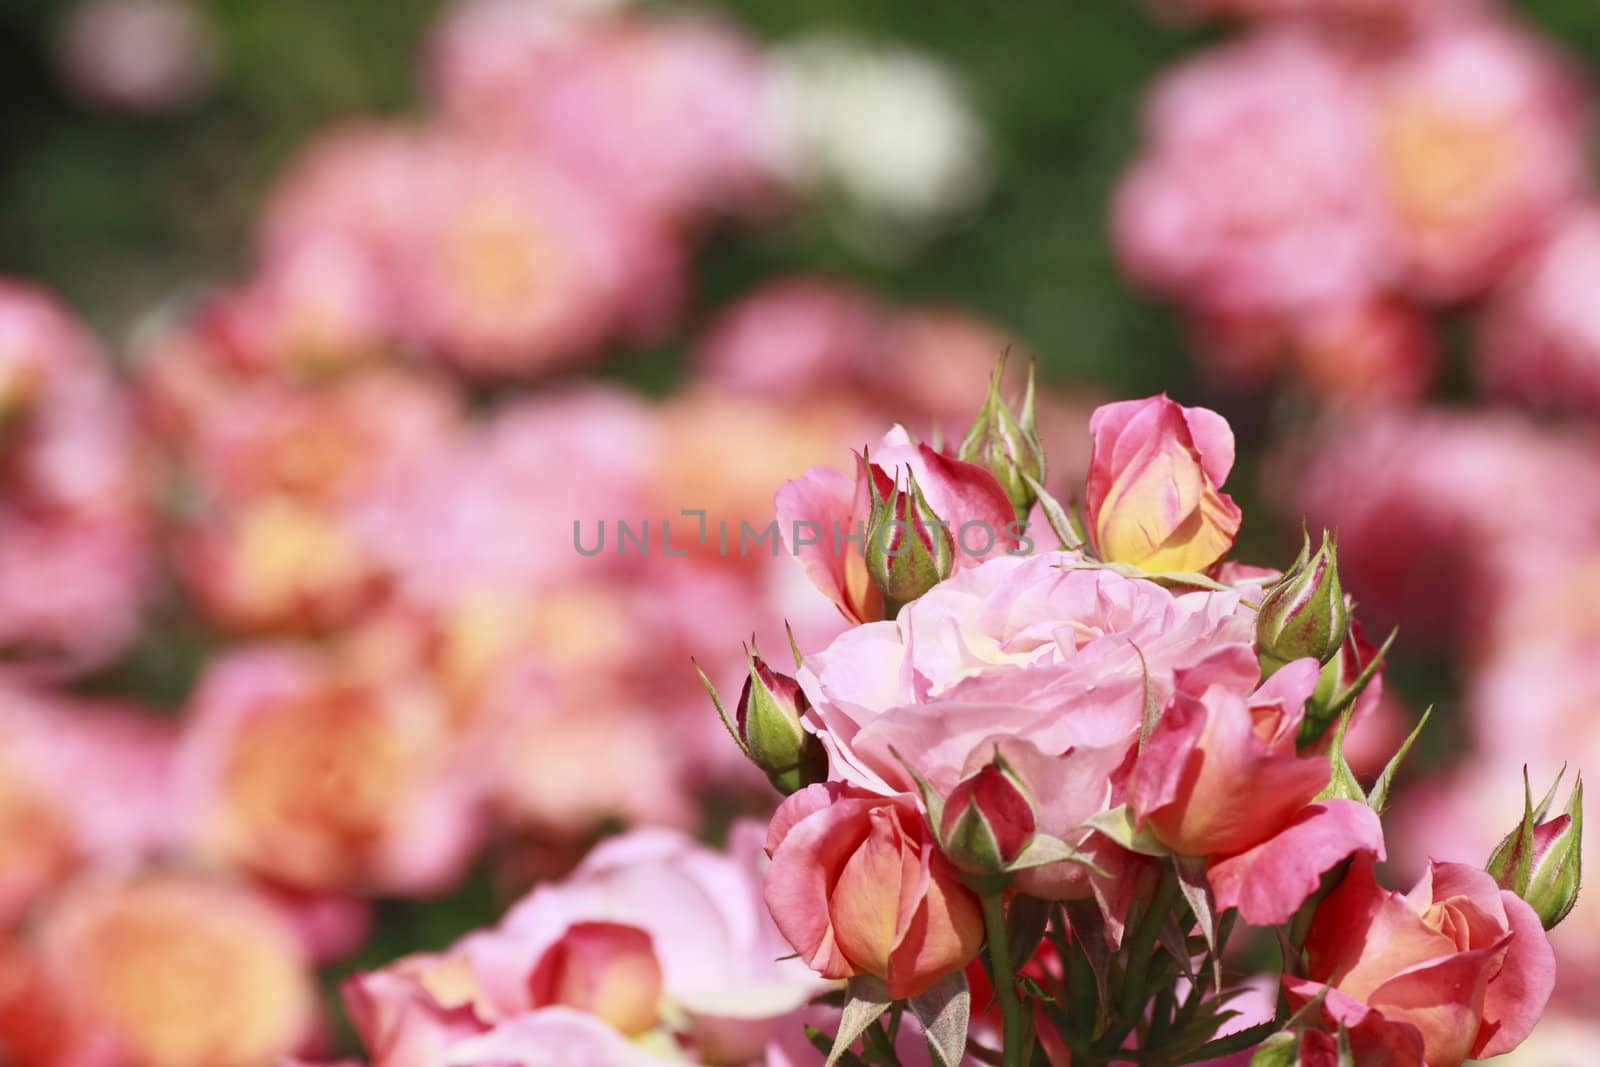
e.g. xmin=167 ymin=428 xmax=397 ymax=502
xmin=1092 ymin=861 xmax=1181 ymax=1060
xmin=981 ymin=892 xmax=1026 ymax=1067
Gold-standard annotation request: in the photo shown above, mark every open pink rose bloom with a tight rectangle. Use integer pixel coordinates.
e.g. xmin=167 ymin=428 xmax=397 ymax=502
xmin=2 ymin=0 xmax=1596 ymax=1063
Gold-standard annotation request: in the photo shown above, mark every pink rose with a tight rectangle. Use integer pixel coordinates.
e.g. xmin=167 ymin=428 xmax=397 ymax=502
xmin=1113 ymin=30 xmax=1387 ymax=320
xmin=0 ymin=280 xmax=152 ymax=675
xmin=178 ymin=643 xmax=485 ymax=897
xmin=1289 ymin=855 xmax=1556 ymax=1067
xmin=692 ymin=278 xmax=886 ymax=399
xmin=1130 ymin=653 xmax=1385 ymax=924
xmin=1478 ymin=206 xmax=1600 ymax=418
xmin=0 ymin=683 xmax=177 ymax=926
xmin=343 ymin=824 xmax=820 ymax=1066
xmin=1372 ymin=16 xmax=1587 ymax=302
xmin=799 ymin=551 xmax=1255 ymax=921
xmin=1085 ymin=395 xmax=1242 ymax=573
xmin=765 ymin=783 xmax=984 ymax=998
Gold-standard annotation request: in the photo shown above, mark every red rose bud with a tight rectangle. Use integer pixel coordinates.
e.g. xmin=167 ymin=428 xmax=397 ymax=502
xmin=1487 ymin=770 xmax=1583 ymax=930
xmin=865 ymin=465 xmax=955 ymax=612
xmin=957 ymin=356 xmax=1047 ymax=518
xmin=735 ymin=648 xmax=828 ymax=796
xmin=938 ymin=755 xmax=1037 ymax=878
xmin=1256 ymin=530 xmax=1350 ymax=675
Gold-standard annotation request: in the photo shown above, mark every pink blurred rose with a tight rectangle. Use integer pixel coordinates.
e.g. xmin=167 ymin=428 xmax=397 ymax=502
xmin=392 ymin=137 xmax=681 ymax=375
xmin=1085 ymin=395 xmax=1242 ymax=573
xmin=426 ymin=0 xmax=781 ymax=222
xmin=692 ymin=278 xmax=886 ymax=400
xmin=1370 ymin=16 xmax=1587 ymax=301
xmin=178 ymin=642 xmax=485 ymax=897
xmin=0 ymin=683 xmax=177 ymax=925
xmin=1114 ymin=30 xmax=1388 ymax=320
xmin=1270 ymin=409 xmax=1600 ymax=642
xmin=765 ymin=783 xmax=984 ymax=998
xmin=1289 ymin=855 xmax=1555 ymax=1067
xmin=168 ymin=369 xmax=459 ymax=633
xmin=1478 ymin=205 xmax=1600 ymax=417
xmin=258 ymin=125 xmax=681 ymax=376
xmin=0 ymin=281 xmax=152 ymax=674
xmin=1191 ymin=296 xmax=1438 ymax=401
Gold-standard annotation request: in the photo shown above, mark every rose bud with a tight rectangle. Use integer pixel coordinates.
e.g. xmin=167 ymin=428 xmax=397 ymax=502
xmin=1300 ymin=619 xmax=1388 ymax=749
xmin=1256 ymin=530 xmax=1350 ymax=676
xmin=735 ymin=648 xmax=829 ymax=796
xmin=938 ymin=753 xmax=1037 ymax=878
xmin=699 ymin=646 xmax=828 ymax=797
xmin=865 ymin=465 xmax=955 ymax=611
xmin=1487 ymin=770 xmax=1583 ymax=930
xmin=1085 ymin=395 xmax=1242 ymax=574
xmin=957 ymin=357 xmax=1047 ymax=518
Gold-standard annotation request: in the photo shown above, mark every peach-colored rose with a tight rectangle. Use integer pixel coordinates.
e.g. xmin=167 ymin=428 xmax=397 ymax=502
xmin=165 ymin=369 xmax=459 ymax=634
xmin=0 ymin=874 xmax=317 ymax=1067
xmin=765 ymin=783 xmax=984 ymax=998
xmin=1085 ymin=394 xmax=1242 ymax=573
xmin=179 ymin=644 xmax=484 ymax=896
xmin=1290 ymin=855 xmax=1556 ymax=1067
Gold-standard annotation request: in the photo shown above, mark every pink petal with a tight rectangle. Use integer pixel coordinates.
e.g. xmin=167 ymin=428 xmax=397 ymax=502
xmin=1473 ymin=890 xmax=1556 ymax=1058
xmin=1208 ymin=800 xmax=1386 ymax=925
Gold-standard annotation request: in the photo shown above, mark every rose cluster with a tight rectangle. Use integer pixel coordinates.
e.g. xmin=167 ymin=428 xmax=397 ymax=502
xmin=1114 ymin=0 xmax=1600 ymax=406
xmin=708 ymin=382 xmax=1576 ymax=1065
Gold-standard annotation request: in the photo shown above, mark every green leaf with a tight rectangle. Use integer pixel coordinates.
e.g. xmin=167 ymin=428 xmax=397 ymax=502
xmin=1083 ymin=805 xmax=1172 ymax=857
xmin=1006 ymin=833 xmax=1109 ymax=874
xmin=1023 ymin=472 xmax=1083 ymax=550
xmin=1366 ymin=706 xmax=1432 ymax=814
xmin=1053 ymin=559 xmax=1231 ymax=591
xmin=909 ymin=971 xmax=970 ymax=1067
xmin=1006 ymin=894 xmax=1053 ymax=976
xmin=1172 ymin=856 xmax=1222 ymax=992
xmin=694 ymin=657 xmax=747 ymax=757
xmin=828 ymin=976 xmax=894 ymax=1067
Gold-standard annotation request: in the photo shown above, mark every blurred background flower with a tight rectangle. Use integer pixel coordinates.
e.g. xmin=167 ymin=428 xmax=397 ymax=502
xmin=5 ymin=0 xmax=1600 ymax=1060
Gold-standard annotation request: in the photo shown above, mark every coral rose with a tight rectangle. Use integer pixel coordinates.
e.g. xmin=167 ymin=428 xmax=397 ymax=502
xmin=765 ymin=784 xmax=984 ymax=998
xmin=1289 ymin=855 xmax=1556 ymax=1067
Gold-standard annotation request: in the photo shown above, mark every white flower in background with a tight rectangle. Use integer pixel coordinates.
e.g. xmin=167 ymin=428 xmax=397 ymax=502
xmin=769 ymin=33 xmax=993 ymax=250
xmin=54 ymin=0 xmax=219 ymax=114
